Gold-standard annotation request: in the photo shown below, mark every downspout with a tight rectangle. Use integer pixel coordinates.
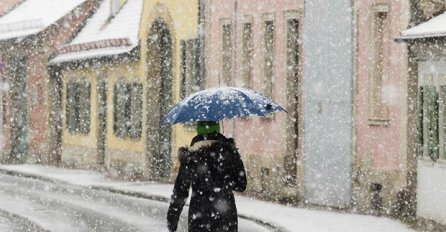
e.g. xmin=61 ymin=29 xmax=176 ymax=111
xmin=198 ymin=0 xmax=206 ymax=91
xmin=351 ymin=0 xmax=359 ymax=208
xmin=392 ymin=0 xmax=419 ymax=218
xmin=0 ymin=58 xmax=3 ymax=161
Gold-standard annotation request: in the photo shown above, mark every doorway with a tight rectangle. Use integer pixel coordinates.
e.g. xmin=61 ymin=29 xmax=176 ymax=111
xmin=284 ymin=18 xmax=300 ymax=186
xmin=48 ymin=66 xmax=63 ymax=164
xmin=146 ymin=18 xmax=173 ymax=179
xmin=10 ymin=57 xmax=28 ymax=163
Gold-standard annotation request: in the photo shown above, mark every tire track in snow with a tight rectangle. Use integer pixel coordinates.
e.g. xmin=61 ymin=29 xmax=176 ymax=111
xmin=0 ymin=172 xmax=281 ymax=232
xmin=0 ymin=208 xmax=48 ymax=232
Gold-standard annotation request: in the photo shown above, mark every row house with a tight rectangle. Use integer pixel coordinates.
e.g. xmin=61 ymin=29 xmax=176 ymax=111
xmin=202 ymin=0 xmax=305 ymax=202
xmin=397 ymin=0 xmax=446 ymax=226
xmin=203 ymin=0 xmax=416 ymax=216
xmin=203 ymin=0 xmax=356 ymax=210
xmin=0 ymin=0 xmax=20 ymax=161
xmin=0 ymin=0 xmax=98 ymax=164
xmin=354 ymin=0 xmax=412 ymax=216
xmin=49 ymin=0 xmax=200 ymax=180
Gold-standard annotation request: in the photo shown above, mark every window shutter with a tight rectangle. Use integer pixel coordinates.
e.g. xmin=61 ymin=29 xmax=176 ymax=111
xmin=66 ymin=82 xmax=73 ymax=132
xmin=82 ymin=82 xmax=91 ymax=134
xmin=131 ymin=83 xmax=142 ymax=139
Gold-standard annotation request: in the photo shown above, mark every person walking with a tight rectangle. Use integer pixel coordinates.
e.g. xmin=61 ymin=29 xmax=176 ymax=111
xmin=167 ymin=121 xmax=247 ymax=232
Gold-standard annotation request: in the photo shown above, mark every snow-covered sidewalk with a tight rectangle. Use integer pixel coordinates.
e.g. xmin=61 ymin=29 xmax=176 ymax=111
xmin=0 ymin=164 xmax=414 ymax=232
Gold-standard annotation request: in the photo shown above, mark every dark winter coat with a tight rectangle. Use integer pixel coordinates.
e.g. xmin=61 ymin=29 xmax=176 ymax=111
xmin=167 ymin=133 xmax=247 ymax=232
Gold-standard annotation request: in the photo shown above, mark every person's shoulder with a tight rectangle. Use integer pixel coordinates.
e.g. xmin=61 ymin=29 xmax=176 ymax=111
xmin=214 ymin=133 xmax=237 ymax=149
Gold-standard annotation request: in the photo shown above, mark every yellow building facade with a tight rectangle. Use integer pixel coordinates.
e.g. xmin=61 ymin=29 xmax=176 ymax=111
xmin=53 ymin=0 xmax=199 ymax=180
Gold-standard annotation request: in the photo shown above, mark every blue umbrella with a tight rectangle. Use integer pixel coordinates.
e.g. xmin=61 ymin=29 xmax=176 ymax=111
xmin=161 ymin=86 xmax=286 ymax=124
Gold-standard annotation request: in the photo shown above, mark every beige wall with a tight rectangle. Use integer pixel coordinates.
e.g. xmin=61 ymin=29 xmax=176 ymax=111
xmin=60 ymin=0 xmax=199 ymax=180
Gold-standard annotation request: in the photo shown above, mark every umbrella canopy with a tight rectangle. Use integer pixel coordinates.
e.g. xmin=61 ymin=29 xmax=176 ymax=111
xmin=161 ymin=86 xmax=286 ymax=124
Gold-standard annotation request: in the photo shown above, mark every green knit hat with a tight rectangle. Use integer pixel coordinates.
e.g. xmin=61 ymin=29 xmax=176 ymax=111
xmin=197 ymin=121 xmax=220 ymax=135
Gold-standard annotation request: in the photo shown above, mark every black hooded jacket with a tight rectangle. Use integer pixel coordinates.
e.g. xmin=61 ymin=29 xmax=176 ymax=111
xmin=167 ymin=133 xmax=247 ymax=232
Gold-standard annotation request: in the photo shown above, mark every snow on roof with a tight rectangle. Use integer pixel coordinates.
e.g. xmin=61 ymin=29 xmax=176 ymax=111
xmin=0 ymin=0 xmax=86 ymax=41
xmin=51 ymin=0 xmax=143 ymax=64
xmin=400 ymin=11 xmax=446 ymax=40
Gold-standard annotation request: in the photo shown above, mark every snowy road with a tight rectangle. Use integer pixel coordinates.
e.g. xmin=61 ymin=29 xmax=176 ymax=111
xmin=0 ymin=174 xmax=271 ymax=232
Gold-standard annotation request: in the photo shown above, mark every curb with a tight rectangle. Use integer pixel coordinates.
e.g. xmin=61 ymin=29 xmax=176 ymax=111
xmin=90 ymin=185 xmax=288 ymax=232
xmin=0 ymin=167 xmax=289 ymax=232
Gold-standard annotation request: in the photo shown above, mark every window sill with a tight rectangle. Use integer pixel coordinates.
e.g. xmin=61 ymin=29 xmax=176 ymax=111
xmin=113 ymin=134 xmax=142 ymax=141
xmin=420 ymin=156 xmax=446 ymax=168
xmin=67 ymin=130 xmax=90 ymax=136
xmin=368 ymin=118 xmax=390 ymax=126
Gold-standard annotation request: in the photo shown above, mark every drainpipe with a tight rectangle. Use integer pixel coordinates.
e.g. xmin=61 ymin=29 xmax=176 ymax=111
xmin=198 ymin=0 xmax=206 ymax=91
xmin=232 ymin=0 xmax=237 ymax=87
xmin=231 ymin=0 xmax=238 ymax=138
xmin=0 ymin=58 xmax=4 ymax=161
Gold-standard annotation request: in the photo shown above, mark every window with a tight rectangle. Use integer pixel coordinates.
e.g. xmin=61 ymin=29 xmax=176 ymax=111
xmin=426 ymin=85 xmax=439 ymax=160
xmin=369 ymin=6 xmax=389 ymax=122
xmin=180 ymin=38 xmax=201 ymax=99
xmin=418 ymin=86 xmax=424 ymax=158
xmin=419 ymin=74 xmax=446 ymax=161
xmin=66 ymin=80 xmax=90 ymax=134
xmin=287 ymin=18 xmax=299 ymax=82
xmin=263 ymin=18 xmax=274 ymax=96
xmin=284 ymin=16 xmax=300 ymax=186
xmin=440 ymin=86 xmax=446 ymax=160
xmin=113 ymin=81 xmax=142 ymax=139
xmin=241 ymin=22 xmax=253 ymax=88
xmin=221 ymin=22 xmax=232 ymax=86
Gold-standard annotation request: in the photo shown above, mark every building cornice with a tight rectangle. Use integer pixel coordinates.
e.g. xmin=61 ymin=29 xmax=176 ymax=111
xmin=56 ymin=38 xmax=132 ymax=55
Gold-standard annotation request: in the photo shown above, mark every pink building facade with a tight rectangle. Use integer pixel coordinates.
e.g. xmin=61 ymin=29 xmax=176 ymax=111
xmin=354 ymin=0 xmax=412 ymax=214
xmin=204 ymin=0 xmax=304 ymax=200
xmin=0 ymin=0 xmax=21 ymax=16
xmin=0 ymin=0 xmax=98 ymax=164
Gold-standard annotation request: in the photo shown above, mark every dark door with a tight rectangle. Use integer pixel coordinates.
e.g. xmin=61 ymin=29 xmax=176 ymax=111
xmin=284 ymin=18 xmax=300 ymax=186
xmin=147 ymin=19 xmax=173 ymax=179
xmin=157 ymin=21 xmax=173 ymax=178
xmin=10 ymin=57 xmax=28 ymax=162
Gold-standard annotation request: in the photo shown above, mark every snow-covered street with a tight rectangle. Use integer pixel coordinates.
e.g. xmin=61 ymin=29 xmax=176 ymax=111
xmin=0 ymin=173 xmax=179 ymax=231
xmin=0 ymin=165 xmax=414 ymax=232
xmin=0 ymin=170 xmax=270 ymax=232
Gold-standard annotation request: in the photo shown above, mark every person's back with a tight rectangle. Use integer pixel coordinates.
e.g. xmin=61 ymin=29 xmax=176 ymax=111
xmin=167 ymin=122 xmax=247 ymax=232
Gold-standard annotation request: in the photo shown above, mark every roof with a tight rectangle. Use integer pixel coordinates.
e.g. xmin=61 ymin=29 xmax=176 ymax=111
xmin=399 ymin=11 xmax=446 ymax=40
xmin=0 ymin=0 xmax=86 ymax=41
xmin=50 ymin=0 xmax=143 ymax=64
